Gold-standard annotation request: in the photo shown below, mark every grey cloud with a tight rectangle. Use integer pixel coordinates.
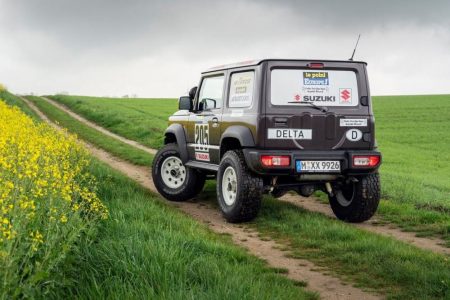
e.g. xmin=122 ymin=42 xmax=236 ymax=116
xmin=0 ymin=0 xmax=449 ymax=96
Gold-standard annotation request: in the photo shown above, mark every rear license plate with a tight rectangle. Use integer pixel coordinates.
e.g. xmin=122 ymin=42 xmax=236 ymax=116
xmin=296 ymin=160 xmax=340 ymax=173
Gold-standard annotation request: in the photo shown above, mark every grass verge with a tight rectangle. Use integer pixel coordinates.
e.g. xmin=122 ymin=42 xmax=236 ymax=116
xmin=48 ymin=159 xmax=316 ymax=299
xmin=26 ymin=96 xmax=152 ymax=166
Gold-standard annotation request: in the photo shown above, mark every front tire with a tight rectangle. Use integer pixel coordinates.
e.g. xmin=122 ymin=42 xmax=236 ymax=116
xmin=217 ymin=150 xmax=263 ymax=223
xmin=152 ymin=143 xmax=205 ymax=201
xmin=329 ymin=173 xmax=380 ymax=223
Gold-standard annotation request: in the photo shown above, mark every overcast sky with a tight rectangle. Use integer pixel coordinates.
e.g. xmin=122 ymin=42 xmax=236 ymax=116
xmin=1 ymin=0 xmax=449 ymax=97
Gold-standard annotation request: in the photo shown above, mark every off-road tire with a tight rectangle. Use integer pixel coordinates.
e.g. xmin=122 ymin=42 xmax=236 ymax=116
xmin=217 ymin=150 xmax=263 ymax=223
xmin=329 ymin=173 xmax=380 ymax=223
xmin=152 ymin=143 xmax=205 ymax=201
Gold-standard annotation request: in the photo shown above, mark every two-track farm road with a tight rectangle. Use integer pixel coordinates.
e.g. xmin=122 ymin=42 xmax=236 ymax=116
xmin=38 ymin=96 xmax=450 ymax=256
xmin=21 ymin=95 xmax=381 ymax=300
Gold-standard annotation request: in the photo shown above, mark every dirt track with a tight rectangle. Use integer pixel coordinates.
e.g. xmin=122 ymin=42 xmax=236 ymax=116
xmin=41 ymin=96 xmax=156 ymax=155
xmin=22 ymin=96 xmax=382 ymax=299
xmin=36 ymin=96 xmax=450 ymax=256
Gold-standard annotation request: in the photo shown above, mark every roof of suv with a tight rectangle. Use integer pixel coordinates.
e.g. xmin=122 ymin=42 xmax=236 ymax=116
xmin=203 ymin=59 xmax=367 ymax=73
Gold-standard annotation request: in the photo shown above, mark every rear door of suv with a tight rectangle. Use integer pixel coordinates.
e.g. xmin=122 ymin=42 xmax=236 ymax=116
xmin=263 ymin=60 xmax=374 ymax=151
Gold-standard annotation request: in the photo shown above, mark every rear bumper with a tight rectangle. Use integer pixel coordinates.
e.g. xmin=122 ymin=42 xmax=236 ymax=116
xmin=242 ymin=149 xmax=381 ymax=176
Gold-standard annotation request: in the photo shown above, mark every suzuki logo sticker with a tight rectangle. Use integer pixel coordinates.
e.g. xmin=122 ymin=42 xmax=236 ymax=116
xmin=339 ymin=88 xmax=352 ymax=104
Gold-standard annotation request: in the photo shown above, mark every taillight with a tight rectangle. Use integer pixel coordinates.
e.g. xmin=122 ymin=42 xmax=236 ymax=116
xmin=261 ymin=155 xmax=290 ymax=167
xmin=308 ymin=63 xmax=324 ymax=69
xmin=353 ymin=156 xmax=380 ymax=167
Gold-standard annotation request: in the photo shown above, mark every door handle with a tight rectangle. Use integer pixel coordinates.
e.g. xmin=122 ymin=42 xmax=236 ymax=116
xmin=211 ymin=117 xmax=219 ymax=128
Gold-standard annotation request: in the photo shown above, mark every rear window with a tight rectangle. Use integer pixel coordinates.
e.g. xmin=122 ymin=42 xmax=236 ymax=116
xmin=271 ymin=69 xmax=359 ymax=107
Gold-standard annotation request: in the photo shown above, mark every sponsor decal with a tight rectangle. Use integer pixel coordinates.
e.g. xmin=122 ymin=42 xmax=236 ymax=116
xmin=229 ymin=72 xmax=254 ymax=108
xmin=195 ymin=152 xmax=210 ymax=162
xmin=303 ymin=72 xmax=329 ymax=86
xmin=303 ymin=95 xmax=336 ymax=102
xmin=346 ymin=129 xmax=363 ymax=141
xmin=340 ymin=119 xmax=367 ymax=127
xmin=194 ymin=124 xmax=209 ymax=152
xmin=288 ymin=94 xmax=335 ymax=104
xmin=339 ymin=88 xmax=352 ymax=104
xmin=302 ymin=86 xmax=329 ymax=94
xmin=268 ymin=128 xmax=312 ymax=140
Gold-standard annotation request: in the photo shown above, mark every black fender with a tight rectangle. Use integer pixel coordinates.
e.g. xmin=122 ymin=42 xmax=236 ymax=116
xmin=165 ymin=123 xmax=189 ymax=162
xmin=220 ymin=126 xmax=255 ymax=148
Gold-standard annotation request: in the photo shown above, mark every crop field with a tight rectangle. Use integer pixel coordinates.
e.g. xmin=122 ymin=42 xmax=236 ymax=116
xmin=2 ymin=91 xmax=450 ymax=299
xmin=48 ymin=94 xmax=450 ymax=244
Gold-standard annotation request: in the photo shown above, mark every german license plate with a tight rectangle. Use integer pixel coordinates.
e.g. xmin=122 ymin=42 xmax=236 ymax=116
xmin=296 ymin=160 xmax=340 ymax=172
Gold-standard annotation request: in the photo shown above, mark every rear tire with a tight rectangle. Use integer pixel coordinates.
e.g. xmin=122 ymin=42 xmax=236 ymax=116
xmin=329 ymin=173 xmax=380 ymax=223
xmin=217 ymin=150 xmax=263 ymax=223
xmin=152 ymin=143 xmax=205 ymax=201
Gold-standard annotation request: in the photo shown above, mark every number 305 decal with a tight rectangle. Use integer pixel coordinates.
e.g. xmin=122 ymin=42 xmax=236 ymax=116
xmin=195 ymin=124 xmax=209 ymax=152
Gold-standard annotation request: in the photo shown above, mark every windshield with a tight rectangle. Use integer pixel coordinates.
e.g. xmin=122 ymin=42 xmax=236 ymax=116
xmin=270 ymin=69 xmax=359 ymax=107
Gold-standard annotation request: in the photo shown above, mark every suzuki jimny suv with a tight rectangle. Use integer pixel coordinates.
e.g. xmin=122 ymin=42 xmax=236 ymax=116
xmin=152 ymin=59 xmax=381 ymax=223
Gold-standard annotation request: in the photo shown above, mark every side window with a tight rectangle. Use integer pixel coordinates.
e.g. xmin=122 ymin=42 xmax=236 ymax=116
xmin=229 ymin=71 xmax=255 ymax=108
xmin=198 ymin=75 xmax=224 ymax=111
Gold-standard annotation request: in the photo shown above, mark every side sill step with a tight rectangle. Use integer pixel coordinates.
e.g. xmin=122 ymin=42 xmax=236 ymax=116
xmin=185 ymin=161 xmax=219 ymax=172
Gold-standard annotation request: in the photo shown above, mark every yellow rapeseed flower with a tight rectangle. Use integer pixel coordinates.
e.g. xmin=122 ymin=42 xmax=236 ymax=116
xmin=0 ymin=99 xmax=108 ymax=286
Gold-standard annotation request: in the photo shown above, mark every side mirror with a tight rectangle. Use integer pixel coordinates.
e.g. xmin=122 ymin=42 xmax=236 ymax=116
xmin=189 ymin=86 xmax=198 ymax=100
xmin=178 ymin=96 xmax=193 ymax=111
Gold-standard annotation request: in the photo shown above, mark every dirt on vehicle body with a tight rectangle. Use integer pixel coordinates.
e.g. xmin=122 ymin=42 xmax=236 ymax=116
xmin=152 ymin=59 xmax=381 ymax=223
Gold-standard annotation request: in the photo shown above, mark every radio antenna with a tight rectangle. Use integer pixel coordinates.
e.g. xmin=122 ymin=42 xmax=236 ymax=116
xmin=349 ymin=34 xmax=361 ymax=61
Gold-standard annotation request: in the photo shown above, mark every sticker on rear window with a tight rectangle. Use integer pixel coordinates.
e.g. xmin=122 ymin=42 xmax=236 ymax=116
xmin=303 ymin=72 xmax=329 ymax=85
xmin=271 ymin=69 xmax=359 ymax=107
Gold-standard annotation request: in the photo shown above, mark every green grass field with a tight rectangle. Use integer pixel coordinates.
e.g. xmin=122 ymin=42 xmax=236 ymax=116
xmin=373 ymin=95 xmax=450 ymax=234
xmin=48 ymin=94 xmax=450 ymax=243
xmin=48 ymin=95 xmax=177 ymax=149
